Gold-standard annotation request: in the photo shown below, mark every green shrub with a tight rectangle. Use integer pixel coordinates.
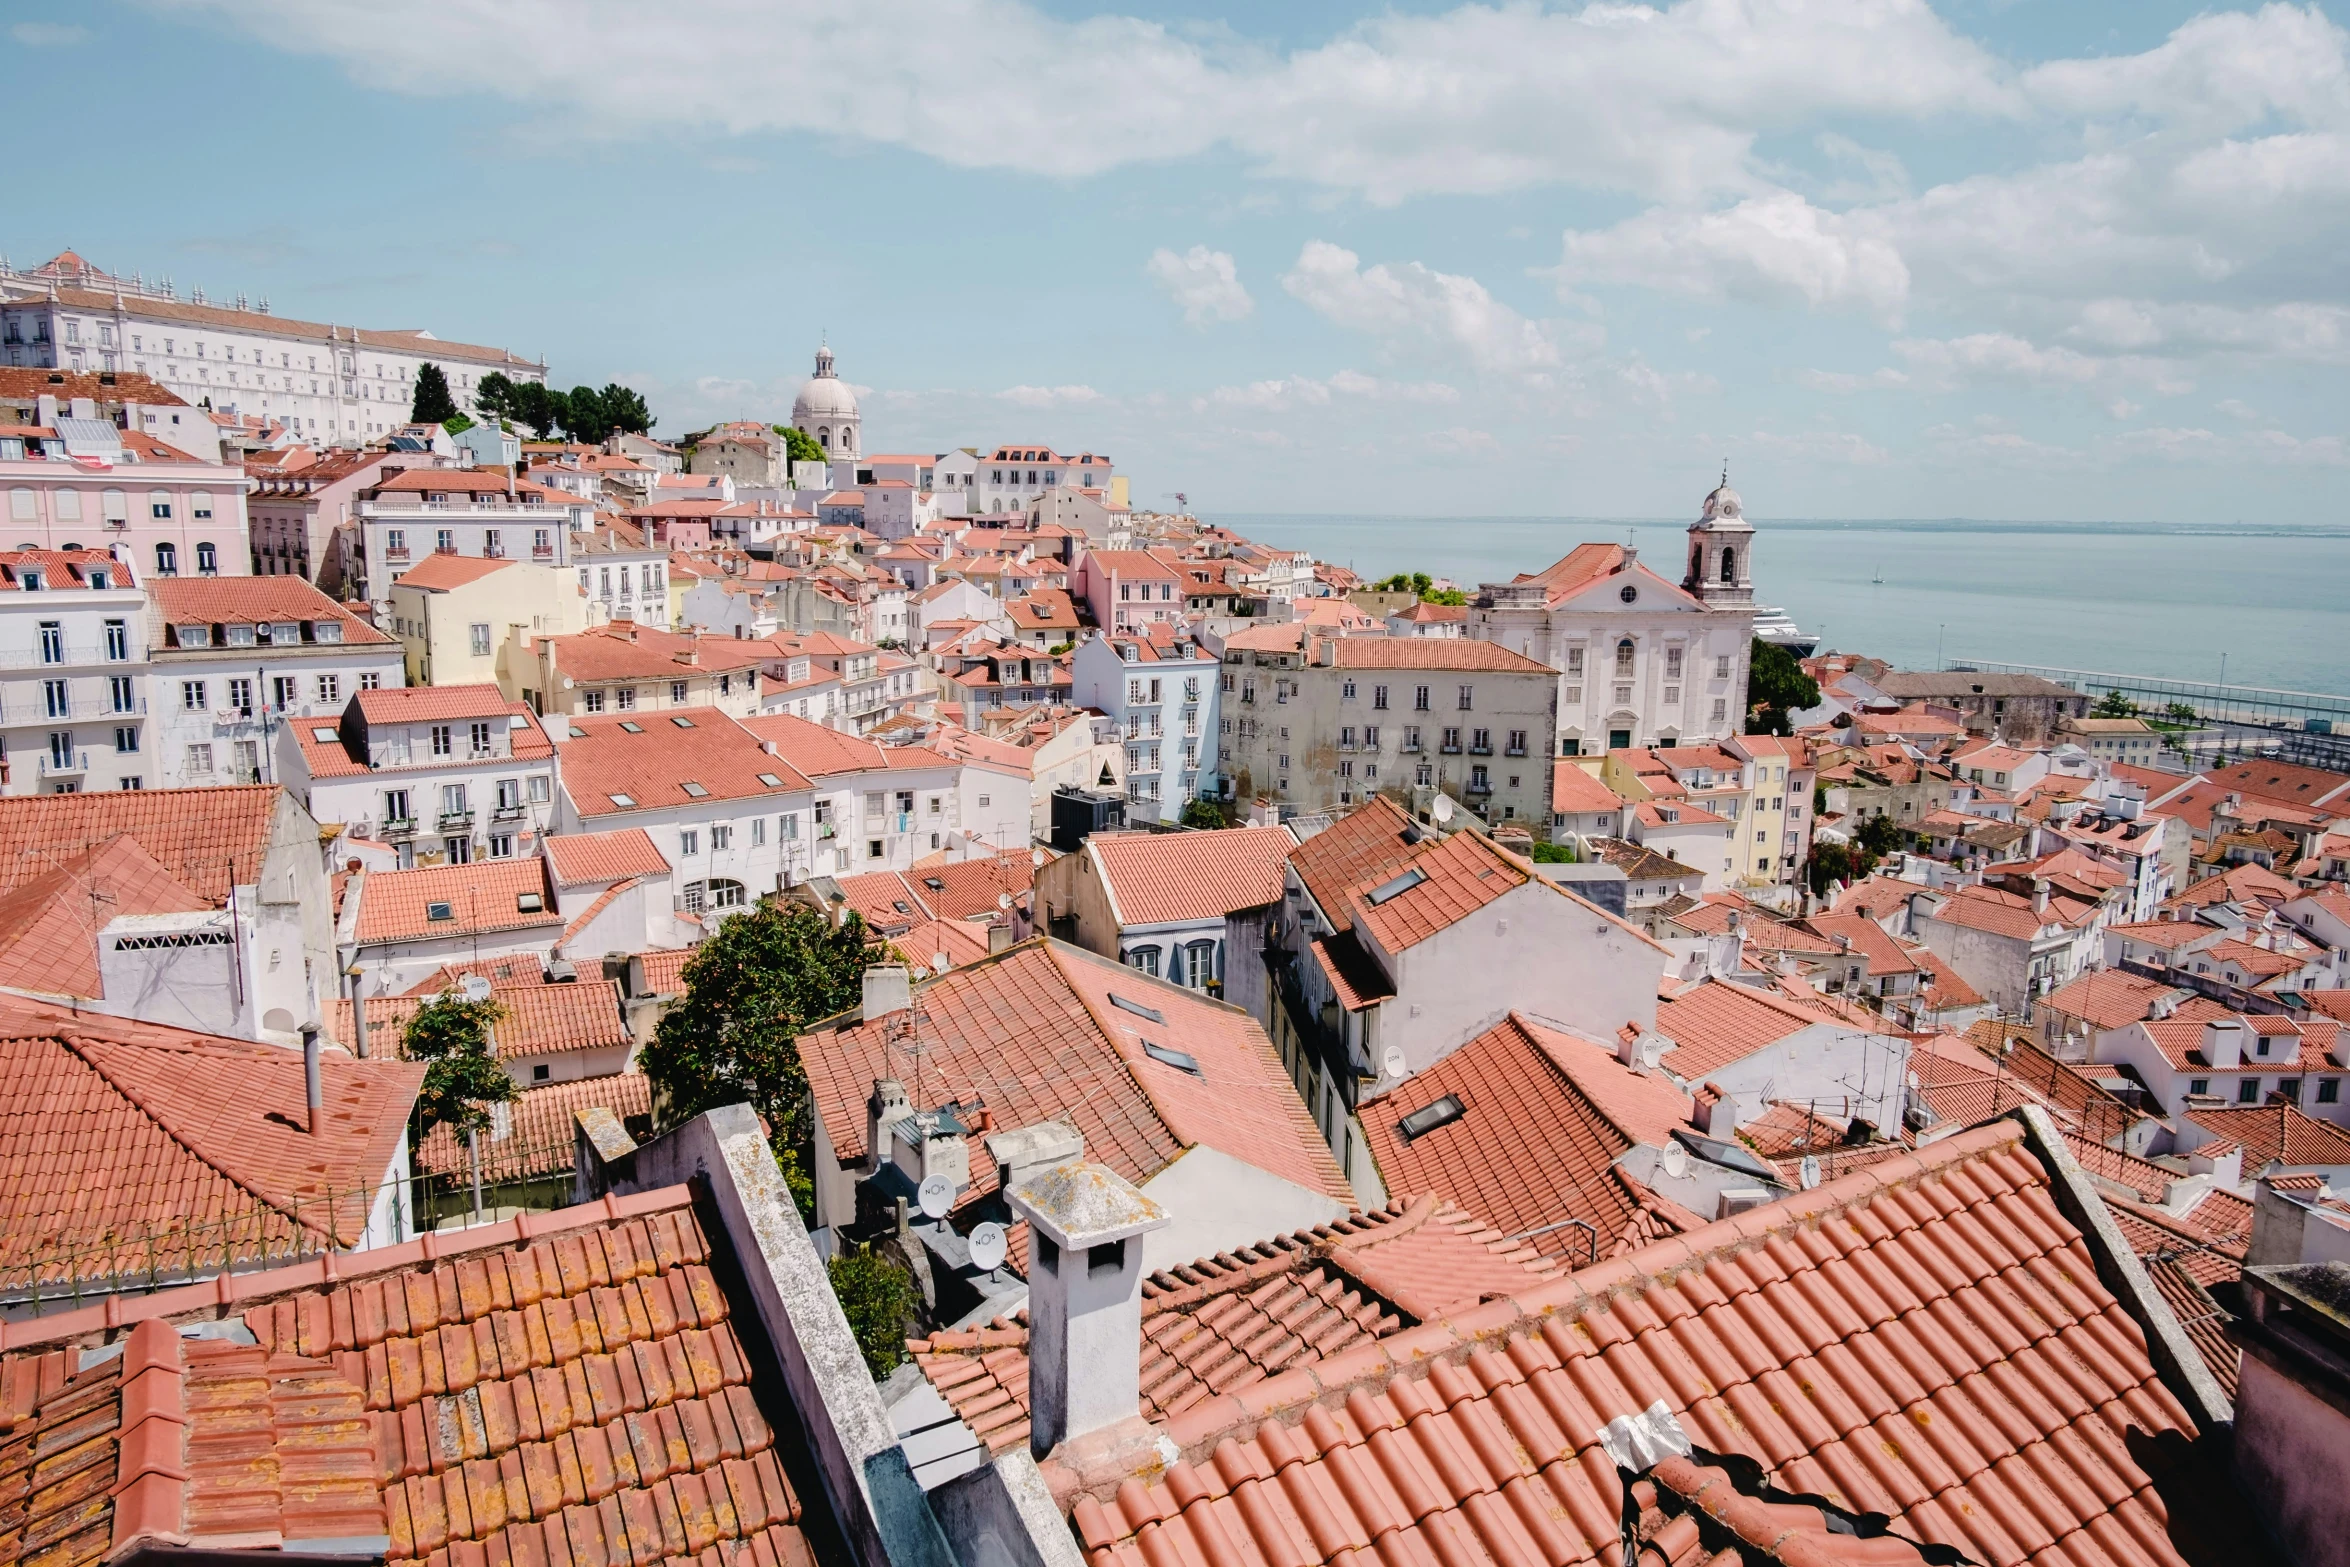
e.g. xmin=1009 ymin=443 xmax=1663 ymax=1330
xmin=829 ymin=1245 xmax=919 ymax=1379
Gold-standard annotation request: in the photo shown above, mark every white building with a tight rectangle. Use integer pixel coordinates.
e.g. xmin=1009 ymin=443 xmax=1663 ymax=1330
xmin=1470 ymin=482 xmax=1758 ymax=755
xmin=0 ymin=251 xmax=546 ymax=445
xmin=0 ymin=548 xmax=150 ymax=794
xmin=1069 ymin=627 xmax=1220 ymax=821
xmin=353 ymin=468 xmax=597 ymax=604
xmin=146 ymin=576 xmax=405 ymax=790
xmin=788 ymin=344 xmax=860 ymax=458
xmin=743 ymin=712 xmax=1030 ymax=876
xmin=281 ymin=684 xmax=561 ymax=868
xmin=964 ymin=443 xmax=1119 ymax=517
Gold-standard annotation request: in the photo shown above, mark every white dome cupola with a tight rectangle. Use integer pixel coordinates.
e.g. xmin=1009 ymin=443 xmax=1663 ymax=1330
xmin=790 ymin=341 xmax=860 ymax=456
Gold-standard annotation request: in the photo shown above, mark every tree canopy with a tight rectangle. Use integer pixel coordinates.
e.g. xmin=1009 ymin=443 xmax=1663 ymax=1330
xmin=1745 ymin=638 xmax=1821 ymax=736
xmin=2094 ymin=689 xmax=2138 ymax=718
xmin=772 ymin=425 xmax=827 ymax=466
xmin=561 ymin=383 xmax=655 ymax=443
xmin=409 ymin=363 xmax=459 ymax=426
xmin=402 ymin=992 xmax=515 ymax=1139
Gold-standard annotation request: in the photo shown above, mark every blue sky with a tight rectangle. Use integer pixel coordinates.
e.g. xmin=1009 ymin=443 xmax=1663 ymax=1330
xmin=12 ymin=1 xmax=2350 ymax=521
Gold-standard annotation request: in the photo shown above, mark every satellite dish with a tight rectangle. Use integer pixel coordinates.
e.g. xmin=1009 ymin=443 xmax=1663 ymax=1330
xmin=1907 ymin=1071 xmax=1920 ymax=1091
xmin=460 ymin=975 xmax=493 ymax=1003
xmin=917 ymin=1173 xmax=955 ymax=1220
xmin=1381 ymin=1046 xmax=1406 ymax=1080
xmin=1031 ymin=848 xmax=1046 ymax=867
xmin=1799 ymin=1155 xmax=1822 ymax=1191
xmin=1431 ymin=795 xmax=1455 ymax=824
xmin=932 ymin=953 xmax=951 ymax=976
xmin=968 ymin=1222 xmax=1007 ymax=1273
xmin=997 ymin=892 xmax=1013 ymax=910
xmin=1660 ymin=1141 xmax=1689 ymax=1180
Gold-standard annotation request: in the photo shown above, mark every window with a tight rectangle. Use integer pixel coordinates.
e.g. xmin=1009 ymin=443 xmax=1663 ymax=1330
xmin=1566 ymin=647 xmax=1585 ymax=675
xmin=2321 ymin=1079 xmax=2340 ymax=1104
xmin=670 ymin=681 xmax=688 ymax=703
xmin=1457 ymin=684 xmax=1474 ymax=711
xmin=1721 ymin=548 xmax=1736 ymax=583
xmin=708 ymin=878 xmax=747 ymax=909
xmin=487 ymin=833 xmax=515 ymax=858
xmin=1665 ymin=647 xmax=1683 ymax=678
xmin=1615 ymin=639 xmax=1635 ymax=676
xmin=104 ymin=620 xmax=128 ymax=661
xmin=272 ymin=676 xmax=298 ymax=709
xmin=469 ymin=623 xmax=491 ymax=657
xmin=184 ymin=743 xmax=213 ymax=775
xmin=680 ymin=829 xmax=701 ymax=856
xmin=181 ymin=680 xmax=207 ymax=711
xmin=195 ymin=542 xmax=216 ymax=575
xmin=584 ymin=689 xmax=606 ymax=713
xmin=1471 ymin=728 xmax=1492 ymax=753
xmin=440 ymin=783 xmax=469 ymax=818
xmin=867 ymin=839 xmax=884 ymax=860
xmin=384 ymin=789 xmax=411 ymax=824
xmin=1441 ymin=727 xmax=1461 ymax=752
xmin=430 ymin=724 xmax=452 ymax=757
xmin=2280 ymin=1078 xmax=2303 ymax=1104
xmin=110 ymin=676 xmax=134 ymax=713
xmin=317 ymin=674 xmax=339 ymax=704
xmin=469 ymin=721 xmax=491 ymax=754
xmin=529 ymin=775 xmax=551 ymax=803
xmin=226 ymin=678 xmax=252 ymax=716
xmin=1715 ymin=655 xmax=1731 ymax=679
xmin=114 ymin=726 xmax=138 ymax=754
xmin=1711 ymin=699 xmax=1728 ymax=723
xmin=150 ymin=491 xmax=172 ymax=521
xmin=1342 ymin=680 xmax=1357 ymax=700
xmin=1507 ymin=729 xmax=1527 ymax=755
xmin=2238 ymin=1079 xmax=2261 ymax=1104
xmin=39 ymin=678 xmax=67 ymax=718
xmin=1124 ymin=947 xmax=1161 ymax=978
xmin=1414 ymin=685 xmax=1430 ymax=711
xmin=37 ymin=622 xmax=62 ymax=664
xmin=615 ymin=687 xmax=636 ymax=710
xmin=712 ymin=823 xmax=732 ymax=849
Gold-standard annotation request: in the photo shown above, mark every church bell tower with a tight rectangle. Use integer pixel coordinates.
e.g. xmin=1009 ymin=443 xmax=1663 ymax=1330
xmin=1684 ymin=466 xmax=1755 ymax=609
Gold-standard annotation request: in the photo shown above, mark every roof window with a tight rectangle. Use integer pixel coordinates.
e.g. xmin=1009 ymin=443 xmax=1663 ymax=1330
xmin=619 ymin=721 xmax=642 ymax=733
xmin=681 ymin=781 xmax=709 ymax=798
xmin=517 ymin=892 xmax=544 ymax=913
xmin=672 ymin=716 xmax=696 ymax=728
xmin=310 ymin=726 xmax=338 ymax=743
xmin=1108 ymin=993 xmax=1165 ymax=1025
xmin=425 ymin=901 xmax=455 ymax=922
xmin=757 ymin=772 xmax=785 ymax=788
xmin=608 ymin=792 xmax=637 ymax=808
xmin=1141 ymin=1041 xmax=1202 ymax=1076
xmin=1398 ymin=1092 xmax=1465 ymax=1143
xmin=174 ymin=624 xmax=207 ymax=648
xmin=1366 ymin=866 xmax=1429 ymax=906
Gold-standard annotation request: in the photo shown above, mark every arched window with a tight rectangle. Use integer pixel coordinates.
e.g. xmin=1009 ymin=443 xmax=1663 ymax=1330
xmin=841 ymin=426 xmax=855 ymax=452
xmin=1615 ymin=638 xmax=1635 ymax=676
xmin=707 ymin=877 xmax=747 ymax=909
xmin=816 ymin=426 xmax=830 ymax=449
xmin=196 ymin=542 xmax=217 ymax=575
xmin=1720 ymin=547 xmax=1736 ymax=584
xmin=1123 ymin=946 xmax=1160 ymax=977
xmin=154 ymin=542 xmax=178 ymax=576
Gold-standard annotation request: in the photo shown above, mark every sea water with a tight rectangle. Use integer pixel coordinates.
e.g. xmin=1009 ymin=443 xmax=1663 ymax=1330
xmin=1212 ymin=514 xmax=2350 ymax=697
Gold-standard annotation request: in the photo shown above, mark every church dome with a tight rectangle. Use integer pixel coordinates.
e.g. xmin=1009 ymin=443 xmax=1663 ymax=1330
xmin=1699 ymin=481 xmax=1743 ymax=523
xmin=791 ymin=344 xmax=858 ymax=423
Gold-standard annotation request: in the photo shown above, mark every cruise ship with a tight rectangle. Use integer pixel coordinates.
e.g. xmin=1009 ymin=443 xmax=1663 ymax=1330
xmin=1754 ymin=603 xmax=1817 ymax=656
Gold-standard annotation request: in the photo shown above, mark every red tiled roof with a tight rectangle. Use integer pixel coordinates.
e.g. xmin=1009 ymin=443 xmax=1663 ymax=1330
xmin=0 ymin=786 xmax=281 ymax=903
xmin=399 ymin=954 xmax=550 ymax=994
xmin=633 ymin=949 xmax=696 ymax=997
xmin=1925 ymin=883 xmax=2095 ymax=940
xmin=333 ymin=980 xmax=629 ymax=1063
xmin=735 ymin=711 xmax=884 ymax=779
xmin=827 ymin=852 xmax=1035 ymax=933
xmin=1360 ymin=1013 xmax=1698 ymax=1265
xmin=1311 ymin=930 xmax=1394 ymax=1011
xmin=560 ymin=712 xmax=812 ymax=819
xmin=148 ymin=576 xmax=393 ymax=643
xmin=540 ymin=623 xmax=766 ymax=681
xmin=1059 ymin=1118 xmax=2252 ymax=1567
xmin=389 ymin=552 xmax=518 ymax=591
xmin=352 ymin=859 xmax=561 ymax=945
xmin=800 ymin=941 xmax=1352 ymax=1214
xmin=0 ymin=994 xmax=422 ymax=1291
xmin=1324 ymin=637 xmax=1554 ymax=674
xmin=0 ymin=1188 xmax=818 ymax=1567
xmin=415 ymin=1071 xmax=652 ymax=1184
xmin=2183 ymin=1100 xmax=2350 ymax=1168
xmin=544 ymin=828 xmax=672 ymax=885
xmin=1088 ymin=827 xmax=1290 ymax=925
xmin=0 ymin=834 xmax=212 ymax=998
xmin=2041 ymin=970 xmax=2187 ymax=1031
xmin=1549 ymin=761 xmax=1621 ymax=814
xmin=354 ymin=683 xmax=524 ymax=725
xmin=1801 ymin=910 xmax=1920 ymax=977
xmin=908 ymin=1195 xmax=1556 ymax=1454
xmin=1651 ymin=979 xmax=1840 ymax=1078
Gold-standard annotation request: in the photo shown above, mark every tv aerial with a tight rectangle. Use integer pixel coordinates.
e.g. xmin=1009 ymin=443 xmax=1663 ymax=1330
xmin=968 ymin=1222 xmax=1007 ymax=1273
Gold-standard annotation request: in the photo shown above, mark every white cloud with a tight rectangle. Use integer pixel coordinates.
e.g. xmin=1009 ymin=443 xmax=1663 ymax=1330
xmin=1434 ymin=426 xmax=1501 ymax=454
xmin=1282 ymin=241 xmax=1565 ymax=375
xmin=1146 ymin=246 xmax=1253 ymax=326
xmin=996 ymin=385 xmax=1103 ymax=408
xmin=2107 ymin=399 xmax=2141 ymax=420
xmin=1551 ymin=193 xmax=1911 ymax=325
xmin=1892 ymin=333 xmax=2101 ymax=385
xmin=1743 ymin=428 xmax=1892 ymax=466
xmin=11 ymin=22 xmax=88 ymax=45
xmin=2216 ymin=398 xmax=2261 ymax=420
xmin=1196 ymin=370 xmax=1458 ymax=413
xmin=1792 ymin=367 xmax=1910 ymax=394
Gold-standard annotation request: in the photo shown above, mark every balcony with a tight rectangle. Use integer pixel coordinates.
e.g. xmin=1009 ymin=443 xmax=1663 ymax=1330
xmin=483 ymin=544 xmax=507 ymax=559
xmin=492 ymin=804 xmax=527 ymax=822
xmin=1439 ymin=743 xmax=1462 ymax=755
xmin=38 ymin=749 xmax=90 ymax=778
xmin=1465 ymin=778 xmax=1493 ymax=796
xmin=1468 ymin=743 xmax=1493 ymax=756
xmin=532 ymin=544 xmax=556 ymax=559
xmin=381 ymin=817 xmax=418 ymax=839
xmin=437 ymin=809 xmax=475 ymax=831
xmin=1505 ymin=745 xmax=1527 ymax=757
xmin=384 ymin=547 xmax=411 ymax=564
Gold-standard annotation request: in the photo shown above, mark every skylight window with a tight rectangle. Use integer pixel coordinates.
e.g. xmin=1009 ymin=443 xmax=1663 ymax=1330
xmin=1398 ymin=1093 xmax=1465 ymax=1143
xmin=608 ymin=792 xmax=637 ymax=808
xmin=1108 ymin=993 xmax=1164 ymax=1024
xmin=757 ymin=772 xmax=785 ymax=787
xmin=1141 ymin=1041 xmax=1201 ymax=1076
xmin=1366 ymin=867 xmax=1429 ymax=906
xmin=425 ymin=901 xmax=455 ymax=922
xmin=517 ymin=892 xmax=544 ymax=913
xmin=681 ymin=781 xmax=709 ymax=797
xmin=619 ymin=721 xmax=643 ymax=733
xmin=672 ymin=716 xmax=696 ymax=728
xmin=310 ymin=727 xmax=338 ymax=743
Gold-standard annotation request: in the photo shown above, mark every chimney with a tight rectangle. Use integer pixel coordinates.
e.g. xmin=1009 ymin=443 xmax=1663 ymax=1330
xmin=866 ymin=1078 xmax=911 ymax=1173
xmin=861 ymin=963 xmax=911 ymax=1022
xmin=2185 ymin=1141 xmax=2243 ymax=1191
xmin=2032 ymin=880 xmax=2051 ymax=919
xmin=1617 ymin=1029 xmax=1671 ymax=1072
xmin=985 ymin=1118 xmax=1083 ymax=1197
xmin=2149 ymin=991 xmax=2178 ymax=1021
xmin=2205 ymin=1017 xmax=2246 ymax=1071
xmin=1004 ymin=1159 xmax=1170 ymax=1458
xmin=302 ymin=1025 xmax=324 ymax=1135
xmin=36 ymin=392 xmax=60 ymax=427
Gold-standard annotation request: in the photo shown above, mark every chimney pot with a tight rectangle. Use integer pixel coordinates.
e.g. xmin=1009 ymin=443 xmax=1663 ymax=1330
xmin=1003 ymin=1159 xmax=1170 ymax=1457
xmin=302 ymin=1026 xmax=324 ymax=1135
xmin=861 ymin=964 xmax=911 ymax=1022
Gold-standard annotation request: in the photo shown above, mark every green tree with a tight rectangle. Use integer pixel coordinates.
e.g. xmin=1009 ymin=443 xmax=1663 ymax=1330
xmin=1422 ymin=587 xmax=1468 ymax=606
xmin=829 ymin=1245 xmax=920 ymax=1378
xmin=1746 ymin=638 xmax=1821 ymax=736
xmin=475 ymin=371 xmax=520 ymax=424
xmin=1530 ymin=840 xmax=1578 ymax=863
xmin=2164 ymin=701 xmax=2198 ymax=725
xmin=638 ymin=899 xmax=886 ymax=1149
xmin=1178 ymin=797 xmax=1231 ymax=829
xmin=773 ymin=425 xmax=828 ymax=466
xmin=495 ymin=380 xmax=566 ymax=440
xmin=409 ymin=363 xmax=459 ymax=425
xmin=402 ymin=992 xmax=516 ymax=1139
xmin=564 ymin=382 xmax=652 ymax=441
xmin=1806 ymin=841 xmax=1862 ymax=897
xmin=2094 ymin=689 xmax=2137 ymax=719
xmin=1854 ymin=814 xmax=1906 ymax=860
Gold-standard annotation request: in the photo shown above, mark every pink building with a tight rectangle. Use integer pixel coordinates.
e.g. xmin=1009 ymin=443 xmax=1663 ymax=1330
xmin=1 ymin=409 xmax=251 ymax=582
xmin=1077 ymin=547 xmax=1184 ymax=634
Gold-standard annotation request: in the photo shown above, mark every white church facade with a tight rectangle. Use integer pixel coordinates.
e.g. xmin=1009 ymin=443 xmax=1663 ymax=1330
xmin=1469 ymin=479 xmax=1758 ymax=756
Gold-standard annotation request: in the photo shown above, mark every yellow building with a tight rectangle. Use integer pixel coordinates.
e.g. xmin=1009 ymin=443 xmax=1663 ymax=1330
xmin=386 ymin=553 xmax=593 ymax=688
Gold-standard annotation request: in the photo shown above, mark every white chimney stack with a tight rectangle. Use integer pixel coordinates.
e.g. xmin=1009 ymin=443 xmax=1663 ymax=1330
xmin=2205 ymin=1018 xmax=2246 ymax=1071
xmin=861 ymin=963 xmax=911 ymax=1022
xmin=1004 ymin=1159 xmax=1169 ymax=1458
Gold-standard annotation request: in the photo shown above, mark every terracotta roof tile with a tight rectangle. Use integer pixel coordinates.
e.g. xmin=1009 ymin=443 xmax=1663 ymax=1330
xmin=148 ymin=576 xmax=393 ymax=644
xmin=1360 ymin=1013 xmax=1698 ymax=1265
xmin=351 ymin=860 xmax=561 ymax=945
xmin=0 ymin=995 xmax=422 ymax=1293
xmin=353 ymin=683 xmax=528 ymax=725
xmin=415 ymin=1071 xmax=652 ymax=1184
xmin=1088 ymin=827 xmax=1289 ymax=926
xmin=632 ymin=949 xmax=696 ymax=996
xmin=2183 ymin=1100 xmax=2350 ymax=1168
xmin=559 ymin=712 xmax=813 ymax=820
xmin=0 ymin=1186 xmax=817 ymax=1567
xmin=0 ymin=835 xmax=214 ymax=998
xmin=827 ymin=852 xmax=1036 ymax=933
xmin=1057 ymin=1119 xmax=2263 ymax=1567
xmin=332 ymin=981 xmax=628 ymax=1064
xmin=543 ymin=828 xmax=672 ymax=885
xmin=1651 ymin=979 xmax=1841 ymax=1078
xmin=801 ymin=941 xmax=1352 ymax=1215
xmin=908 ymin=1196 xmax=1555 ymax=1453
xmin=0 ymin=786 xmax=281 ymax=903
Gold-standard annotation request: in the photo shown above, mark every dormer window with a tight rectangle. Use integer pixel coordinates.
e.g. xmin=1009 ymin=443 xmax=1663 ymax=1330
xmin=85 ymin=570 xmax=110 ymax=590
xmin=19 ymin=571 xmax=41 ymax=592
xmin=313 ymin=620 xmax=343 ymax=644
xmin=174 ymin=624 xmax=208 ymax=648
xmin=225 ymin=624 xmax=256 ymax=647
